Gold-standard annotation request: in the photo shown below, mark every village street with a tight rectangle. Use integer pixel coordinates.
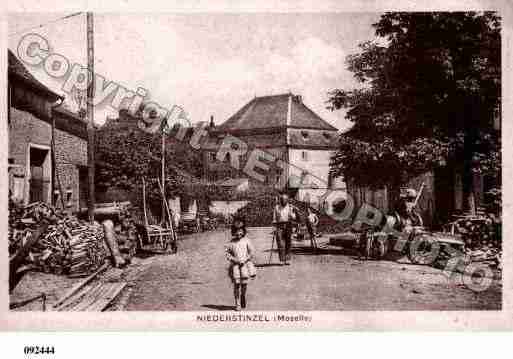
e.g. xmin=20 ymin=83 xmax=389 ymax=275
xmin=122 ymin=228 xmax=501 ymax=311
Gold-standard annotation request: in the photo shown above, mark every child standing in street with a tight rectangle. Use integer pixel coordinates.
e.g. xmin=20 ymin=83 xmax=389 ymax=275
xmin=225 ymin=217 xmax=256 ymax=311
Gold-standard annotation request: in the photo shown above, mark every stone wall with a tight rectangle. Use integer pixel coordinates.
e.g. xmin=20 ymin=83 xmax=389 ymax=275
xmin=8 ymin=106 xmax=88 ymax=211
xmin=8 ymin=107 xmax=52 ymax=203
xmin=53 ymin=127 xmax=88 ymax=211
xmin=9 ymin=107 xmax=52 ymax=166
xmin=204 ymin=129 xmax=288 ymax=184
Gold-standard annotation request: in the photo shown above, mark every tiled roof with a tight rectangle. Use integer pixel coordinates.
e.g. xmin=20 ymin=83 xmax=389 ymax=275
xmin=288 ymin=129 xmax=339 ymax=148
xmin=8 ymin=49 xmax=62 ymax=101
xmin=217 ymin=93 xmax=338 ymax=132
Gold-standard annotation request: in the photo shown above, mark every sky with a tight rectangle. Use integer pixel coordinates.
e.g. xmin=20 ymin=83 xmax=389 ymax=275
xmin=8 ymin=12 xmax=382 ymax=131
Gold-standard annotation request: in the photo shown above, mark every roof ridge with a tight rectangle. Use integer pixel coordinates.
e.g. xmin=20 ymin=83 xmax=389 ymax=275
xmin=217 ymin=92 xmax=338 ymax=132
xmin=254 ymin=93 xmax=291 ymax=99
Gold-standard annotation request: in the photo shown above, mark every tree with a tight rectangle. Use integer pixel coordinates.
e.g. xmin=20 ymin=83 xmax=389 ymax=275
xmin=328 ymin=12 xmax=501 ymax=213
xmin=95 ymin=109 xmax=204 ymax=215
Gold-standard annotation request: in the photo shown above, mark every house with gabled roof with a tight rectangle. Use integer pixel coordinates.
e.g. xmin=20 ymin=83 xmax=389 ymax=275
xmin=202 ymin=93 xmax=346 ymax=207
xmin=8 ymin=50 xmax=88 ymax=211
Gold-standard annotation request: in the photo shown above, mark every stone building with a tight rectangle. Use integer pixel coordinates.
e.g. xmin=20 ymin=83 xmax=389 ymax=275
xmin=8 ymin=50 xmax=88 ymax=212
xmin=202 ymin=93 xmax=345 ymax=207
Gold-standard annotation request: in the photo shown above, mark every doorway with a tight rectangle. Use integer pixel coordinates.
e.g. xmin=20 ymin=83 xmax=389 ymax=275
xmin=29 ymin=146 xmax=51 ymax=204
xmin=78 ymin=165 xmax=89 ymax=210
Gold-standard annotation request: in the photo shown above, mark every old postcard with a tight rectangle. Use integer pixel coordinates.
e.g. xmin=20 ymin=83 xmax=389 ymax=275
xmin=1 ymin=0 xmax=512 ymax=331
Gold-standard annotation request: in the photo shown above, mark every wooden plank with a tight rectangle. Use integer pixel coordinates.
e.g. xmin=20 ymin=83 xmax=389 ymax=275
xmin=53 ymin=262 xmax=108 ymax=308
xmin=68 ymin=282 xmax=108 ymax=311
xmin=10 ymin=293 xmax=46 ymax=310
xmin=81 ymin=283 xmax=118 ymax=312
xmin=56 ymin=282 xmax=102 ymax=311
xmin=85 ymin=282 xmax=126 ymax=312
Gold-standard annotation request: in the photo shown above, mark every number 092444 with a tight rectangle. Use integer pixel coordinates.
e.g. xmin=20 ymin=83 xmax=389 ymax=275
xmin=23 ymin=346 xmax=55 ymax=355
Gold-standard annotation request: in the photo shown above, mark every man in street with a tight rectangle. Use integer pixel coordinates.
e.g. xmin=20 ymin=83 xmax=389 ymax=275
xmin=306 ymin=207 xmax=319 ymax=252
xmin=272 ymin=193 xmax=297 ymax=265
xmin=393 ymin=188 xmax=423 ymax=232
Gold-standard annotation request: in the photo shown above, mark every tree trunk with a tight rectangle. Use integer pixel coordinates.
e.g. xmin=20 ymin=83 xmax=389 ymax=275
xmin=462 ymin=146 xmax=476 ymax=215
xmin=462 ymin=98 xmax=479 ymax=216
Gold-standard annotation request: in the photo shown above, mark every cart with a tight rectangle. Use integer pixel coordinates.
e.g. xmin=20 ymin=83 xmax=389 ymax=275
xmin=140 ymin=178 xmax=177 ymax=253
xmin=359 ymin=225 xmax=464 ymax=265
xmin=179 ymin=211 xmax=201 ymax=233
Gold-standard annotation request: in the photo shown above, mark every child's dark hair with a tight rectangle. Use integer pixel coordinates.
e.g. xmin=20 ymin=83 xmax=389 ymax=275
xmin=231 ymin=215 xmax=247 ymax=236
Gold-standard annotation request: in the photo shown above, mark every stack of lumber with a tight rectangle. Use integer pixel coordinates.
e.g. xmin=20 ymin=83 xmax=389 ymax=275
xmin=55 ymin=282 xmax=127 ymax=311
xmin=8 ymin=201 xmax=107 ymax=277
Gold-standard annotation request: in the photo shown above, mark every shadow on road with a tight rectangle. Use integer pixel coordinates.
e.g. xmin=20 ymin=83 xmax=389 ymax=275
xmin=201 ymin=304 xmax=235 ymax=311
xmin=255 ymin=263 xmax=283 ymax=268
xmin=290 ymin=246 xmax=352 ymax=256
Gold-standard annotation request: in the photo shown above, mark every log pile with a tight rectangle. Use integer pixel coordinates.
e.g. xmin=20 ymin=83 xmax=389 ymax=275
xmin=452 ymin=215 xmax=501 ymax=249
xmin=9 ymin=201 xmax=107 ymax=277
xmin=113 ymin=208 xmax=139 ymax=260
xmin=449 ymin=214 xmax=502 ymax=271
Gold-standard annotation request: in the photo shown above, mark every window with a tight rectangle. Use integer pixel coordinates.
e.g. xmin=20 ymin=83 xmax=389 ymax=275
xmin=323 ymin=132 xmax=331 ymax=141
xmin=301 ymin=130 xmax=309 ymax=139
xmin=301 ymin=151 xmax=308 ymax=161
xmin=209 ymin=152 xmax=216 ymax=161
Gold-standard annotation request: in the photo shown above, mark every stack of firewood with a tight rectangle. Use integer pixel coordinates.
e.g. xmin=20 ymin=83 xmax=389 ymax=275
xmin=451 ymin=214 xmax=502 ymax=271
xmin=113 ymin=207 xmax=138 ymax=260
xmin=67 ymin=222 xmax=107 ymax=276
xmin=453 ymin=215 xmax=501 ymax=250
xmin=9 ymin=202 xmax=107 ymax=277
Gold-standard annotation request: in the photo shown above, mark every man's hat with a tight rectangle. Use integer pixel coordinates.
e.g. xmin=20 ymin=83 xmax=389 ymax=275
xmin=405 ymin=188 xmax=417 ymax=198
xmin=400 ymin=187 xmax=417 ymax=198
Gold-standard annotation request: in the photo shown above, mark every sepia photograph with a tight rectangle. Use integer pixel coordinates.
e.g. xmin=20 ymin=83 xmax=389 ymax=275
xmin=1 ymin=1 xmax=509 ymax=332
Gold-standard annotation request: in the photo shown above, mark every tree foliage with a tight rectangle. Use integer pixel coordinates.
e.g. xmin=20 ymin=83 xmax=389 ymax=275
xmin=328 ymin=12 xmax=501 ymax=191
xmin=95 ymin=110 xmax=204 ymax=211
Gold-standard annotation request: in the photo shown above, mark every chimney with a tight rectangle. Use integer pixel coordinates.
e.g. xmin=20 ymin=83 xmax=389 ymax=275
xmin=209 ymin=115 xmax=215 ymax=128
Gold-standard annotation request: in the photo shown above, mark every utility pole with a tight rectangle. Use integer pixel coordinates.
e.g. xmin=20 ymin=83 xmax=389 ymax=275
xmin=86 ymin=12 xmax=96 ymax=223
xmin=161 ymin=132 xmax=166 ymax=223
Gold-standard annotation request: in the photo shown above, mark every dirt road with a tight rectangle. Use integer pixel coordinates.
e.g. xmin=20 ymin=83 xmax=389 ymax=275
xmin=123 ymin=227 xmax=501 ymax=311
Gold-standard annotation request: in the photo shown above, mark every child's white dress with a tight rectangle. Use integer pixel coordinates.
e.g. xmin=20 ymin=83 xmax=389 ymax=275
xmin=225 ymin=236 xmax=256 ymax=283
